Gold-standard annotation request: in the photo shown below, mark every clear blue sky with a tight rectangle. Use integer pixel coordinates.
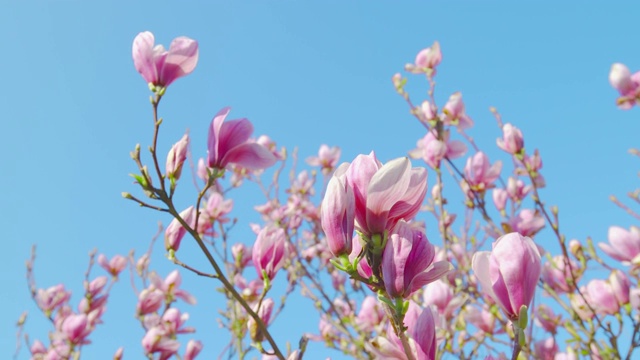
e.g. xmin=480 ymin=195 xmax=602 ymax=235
xmin=2 ymin=2 xmax=640 ymax=359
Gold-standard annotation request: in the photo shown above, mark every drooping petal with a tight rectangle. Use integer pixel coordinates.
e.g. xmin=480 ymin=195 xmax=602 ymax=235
xmin=161 ymin=36 xmax=199 ymax=86
xmin=222 ymin=143 xmax=277 ymax=170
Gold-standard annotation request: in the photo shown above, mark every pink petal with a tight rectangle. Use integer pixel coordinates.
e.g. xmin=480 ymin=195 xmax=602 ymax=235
xmin=223 ymin=143 xmax=277 ymax=170
xmin=132 ymin=32 xmax=157 ymax=84
xmin=366 ymin=158 xmax=411 ymax=235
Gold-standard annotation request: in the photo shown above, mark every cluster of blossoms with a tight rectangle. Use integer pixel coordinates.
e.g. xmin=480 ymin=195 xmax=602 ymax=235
xmin=18 ymin=31 xmax=640 ymax=360
xmin=28 ymin=254 xmax=126 ymax=359
xmin=136 ymin=269 xmax=202 ymax=359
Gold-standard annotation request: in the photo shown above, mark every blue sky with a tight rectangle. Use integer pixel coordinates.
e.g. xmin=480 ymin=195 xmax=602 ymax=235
xmin=2 ymin=2 xmax=640 ymax=359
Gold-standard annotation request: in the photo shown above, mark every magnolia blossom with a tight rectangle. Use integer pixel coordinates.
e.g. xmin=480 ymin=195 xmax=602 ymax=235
xmin=586 ymin=279 xmax=619 ymax=315
xmin=166 ymin=134 xmax=189 ymax=181
xmin=472 ymin=232 xmax=542 ymax=320
xmin=207 ymin=107 xmax=277 ymax=171
xmin=534 ymin=337 xmax=558 ymax=360
xmin=321 ymin=169 xmax=355 ymax=256
xmin=442 ymin=92 xmax=474 ymax=129
xmin=97 ymin=254 xmax=127 ymax=278
xmin=465 ymin=305 xmax=497 ymax=334
xmin=496 ymin=123 xmax=524 ymax=155
xmin=409 ymin=130 xmax=467 ymax=169
xmin=356 ymin=296 xmax=385 ymax=332
xmin=344 ymin=154 xmax=427 ymax=237
xmin=306 ymin=144 xmax=341 ymax=175
xmin=165 ymin=206 xmax=196 ymax=252
xmin=132 ymin=31 xmax=198 ymax=88
xmin=405 ymin=41 xmax=442 ymax=75
xmin=599 ymin=225 xmax=640 ymax=265
xmin=541 ymin=255 xmax=581 ymax=294
xmin=534 ymin=304 xmax=562 ymax=334
xmin=184 ymin=340 xmax=203 ymax=360
xmin=381 ymin=220 xmax=451 ymax=298
xmin=609 ymin=63 xmax=640 ymax=109
xmin=464 ymin=152 xmax=502 ymax=192
xmin=492 ymin=188 xmax=508 ymax=212
xmin=252 ymin=226 xmax=287 ymax=281
xmin=369 ymin=304 xmax=436 ymax=360
xmin=508 ymin=209 xmax=545 ymax=237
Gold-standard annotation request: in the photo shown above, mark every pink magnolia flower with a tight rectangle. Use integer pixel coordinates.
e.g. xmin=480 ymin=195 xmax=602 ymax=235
xmin=321 ymin=172 xmax=355 ymax=256
xmin=162 ymin=308 xmax=195 ymax=336
xmin=252 ymin=226 xmax=287 ymax=281
xmin=418 ymin=101 xmax=438 ymax=122
xmin=492 ymin=188 xmax=508 ymax=212
xmin=443 ymin=92 xmax=474 ymax=129
xmin=142 ymin=326 xmax=180 ymax=358
xmin=346 ymin=155 xmax=428 ymax=237
xmin=465 ymin=305 xmax=497 ymax=334
xmin=256 ymin=135 xmax=285 ymax=160
xmin=184 ymin=340 xmax=203 ymax=360
xmin=204 ymin=192 xmax=233 ymax=224
xmin=165 ymin=206 xmax=196 ymax=252
xmin=166 ymin=134 xmax=189 ymax=181
xmin=132 ymin=31 xmax=198 ymax=88
xmin=231 ymin=243 xmax=253 ymax=269
xmin=306 ymin=144 xmax=341 ymax=175
xmin=534 ymin=337 xmax=558 ymax=360
xmin=609 ymin=63 xmax=640 ymax=109
xmin=570 ymin=288 xmax=595 ymax=320
xmin=422 ymin=279 xmax=459 ymax=319
xmin=506 ymin=177 xmax=531 ymax=202
xmin=356 ymin=296 xmax=385 ymax=332
xmin=610 ymin=269 xmax=631 ymax=306
xmin=381 ymin=220 xmax=451 ymax=298
xmin=150 ymin=270 xmax=197 ymax=305
xmin=207 ymin=107 xmax=277 ymax=171
xmin=534 ymin=304 xmax=562 ymax=334
xmin=464 ymin=152 xmax=502 ymax=192
xmin=586 ymin=279 xmax=619 ymax=315
xmin=496 ymin=123 xmax=524 ymax=155
xmin=599 ymin=225 xmax=640 ymax=265
xmin=472 ymin=232 xmax=542 ymax=320
xmin=369 ymin=305 xmax=436 ymax=360
xmin=136 ymin=287 xmax=164 ymax=315
xmin=36 ymin=284 xmax=70 ymax=315
xmin=97 ymin=254 xmax=127 ymax=278
xmin=409 ymin=130 xmax=467 ymax=169
xmin=541 ymin=255 xmax=581 ymax=294
xmin=61 ymin=313 xmax=91 ymax=345
xmin=406 ymin=41 xmax=442 ymax=75
xmin=508 ymin=209 xmax=545 ymax=237
xmin=248 ymin=298 xmax=275 ymax=342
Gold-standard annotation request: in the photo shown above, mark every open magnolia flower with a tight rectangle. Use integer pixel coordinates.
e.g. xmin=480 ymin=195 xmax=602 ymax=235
xmin=132 ymin=31 xmax=199 ymax=88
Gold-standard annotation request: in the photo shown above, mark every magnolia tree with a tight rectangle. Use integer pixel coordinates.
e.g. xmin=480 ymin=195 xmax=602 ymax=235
xmin=16 ymin=31 xmax=640 ymax=360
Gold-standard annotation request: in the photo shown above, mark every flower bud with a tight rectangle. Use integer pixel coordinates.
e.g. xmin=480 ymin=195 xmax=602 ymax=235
xmin=166 ymin=134 xmax=189 ymax=181
xmin=165 ymin=206 xmax=196 ymax=252
xmin=472 ymin=232 xmax=541 ymax=320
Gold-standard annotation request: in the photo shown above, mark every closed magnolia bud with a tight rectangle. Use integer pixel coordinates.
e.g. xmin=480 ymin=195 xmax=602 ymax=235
xmin=252 ymin=226 xmax=287 ymax=281
xmin=166 ymin=134 xmax=189 ymax=181
xmin=472 ymin=232 xmax=541 ymax=320
xmin=165 ymin=206 xmax=196 ymax=252
xmin=496 ymin=123 xmax=524 ymax=155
